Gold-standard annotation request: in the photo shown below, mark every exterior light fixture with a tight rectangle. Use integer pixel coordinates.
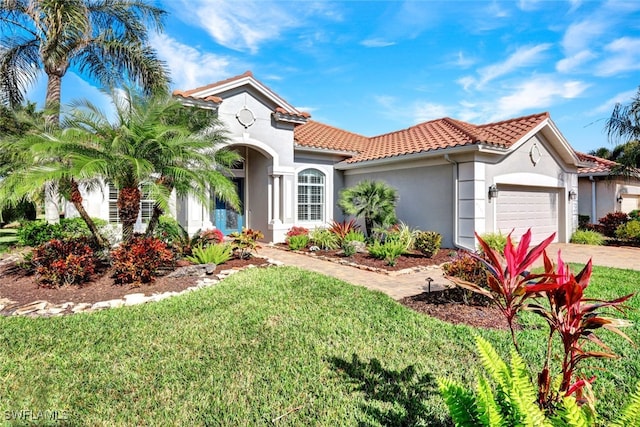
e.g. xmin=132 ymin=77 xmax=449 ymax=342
xmin=568 ymin=189 xmax=577 ymax=201
xmin=617 ymin=195 xmax=623 ymax=204
xmin=488 ymin=185 xmax=498 ymax=200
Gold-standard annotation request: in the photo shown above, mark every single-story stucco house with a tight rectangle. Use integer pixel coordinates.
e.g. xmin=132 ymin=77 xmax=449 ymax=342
xmin=71 ymin=71 xmax=583 ymax=249
xmin=576 ymin=152 xmax=640 ymax=223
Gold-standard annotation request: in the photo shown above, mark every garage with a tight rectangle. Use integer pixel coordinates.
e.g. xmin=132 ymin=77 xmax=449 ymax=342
xmin=621 ymin=194 xmax=640 ymax=214
xmin=496 ymin=186 xmax=560 ymax=243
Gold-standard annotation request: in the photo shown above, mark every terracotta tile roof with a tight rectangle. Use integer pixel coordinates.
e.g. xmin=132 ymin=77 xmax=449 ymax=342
xmin=172 ymin=92 xmax=222 ymax=104
xmin=274 ymin=106 xmax=311 ymax=120
xmin=294 ymin=112 xmax=550 ymax=163
xmin=174 ymin=71 xmax=254 ymax=97
xmin=294 ymin=120 xmax=368 ymax=152
xmin=575 ymin=151 xmax=618 ymax=174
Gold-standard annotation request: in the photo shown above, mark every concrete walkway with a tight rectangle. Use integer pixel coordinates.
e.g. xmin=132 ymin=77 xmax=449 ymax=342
xmin=260 ymin=243 xmax=640 ymax=301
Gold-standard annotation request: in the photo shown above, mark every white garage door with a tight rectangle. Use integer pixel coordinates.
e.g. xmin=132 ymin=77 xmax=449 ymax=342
xmin=621 ymin=195 xmax=640 ymax=214
xmin=496 ymin=187 xmax=559 ymax=244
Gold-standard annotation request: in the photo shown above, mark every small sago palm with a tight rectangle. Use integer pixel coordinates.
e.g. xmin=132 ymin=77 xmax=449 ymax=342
xmin=338 ymin=180 xmax=398 ymax=237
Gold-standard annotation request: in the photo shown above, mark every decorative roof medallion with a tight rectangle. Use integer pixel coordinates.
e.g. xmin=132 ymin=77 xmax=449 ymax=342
xmin=529 ymin=142 xmax=541 ymax=166
xmin=236 ymin=107 xmax=255 ymax=128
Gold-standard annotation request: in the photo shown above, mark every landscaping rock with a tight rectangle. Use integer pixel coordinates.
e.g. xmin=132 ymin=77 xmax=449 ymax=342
xmin=123 ymin=293 xmax=149 ymax=306
xmin=13 ymin=300 xmax=48 ymax=316
xmin=72 ymin=303 xmax=92 ymax=313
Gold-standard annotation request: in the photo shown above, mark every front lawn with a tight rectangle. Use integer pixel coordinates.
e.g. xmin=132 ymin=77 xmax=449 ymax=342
xmin=0 ymin=265 xmax=638 ymax=426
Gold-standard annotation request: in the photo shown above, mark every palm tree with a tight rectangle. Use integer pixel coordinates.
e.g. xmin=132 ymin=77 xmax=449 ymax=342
xmin=61 ymin=90 xmax=240 ymax=242
xmin=338 ymin=180 xmax=398 ymax=237
xmin=605 ymin=87 xmax=640 ymax=177
xmin=0 ymin=0 xmax=169 ymax=124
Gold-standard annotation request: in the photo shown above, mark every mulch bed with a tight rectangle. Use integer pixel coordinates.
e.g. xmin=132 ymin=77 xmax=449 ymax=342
xmin=0 ymin=257 xmax=263 ymax=309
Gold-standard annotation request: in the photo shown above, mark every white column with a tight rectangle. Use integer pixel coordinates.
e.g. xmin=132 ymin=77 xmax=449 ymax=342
xmin=272 ymin=175 xmax=281 ymax=224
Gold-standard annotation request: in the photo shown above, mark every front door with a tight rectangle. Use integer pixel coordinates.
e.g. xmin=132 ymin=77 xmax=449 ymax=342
xmin=214 ymin=178 xmax=244 ymax=236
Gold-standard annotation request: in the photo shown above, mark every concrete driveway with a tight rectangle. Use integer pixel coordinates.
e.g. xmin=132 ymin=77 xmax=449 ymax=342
xmin=535 ymin=243 xmax=639 ymax=271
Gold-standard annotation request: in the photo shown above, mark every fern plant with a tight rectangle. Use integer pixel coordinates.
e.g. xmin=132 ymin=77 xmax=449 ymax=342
xmin=186 ymin=243 xmax=233 ymax=265
xmin=309 ymin=228 xmax=339 ymax=250
xmin=439 ymin=336 xmax=595 ymax=427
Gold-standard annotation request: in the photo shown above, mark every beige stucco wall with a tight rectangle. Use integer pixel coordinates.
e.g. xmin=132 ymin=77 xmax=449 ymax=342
xmin=343 ymin=163 xmax=455 ymax=248
xmin=579 ymin=176 xmax=640 ymax=222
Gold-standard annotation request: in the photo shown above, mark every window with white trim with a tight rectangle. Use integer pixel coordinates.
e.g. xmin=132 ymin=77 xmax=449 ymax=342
xmin=108 ymin=184 xmax=154 ymax=224
xmin=297 ymin=169 xmax=324 ymax=222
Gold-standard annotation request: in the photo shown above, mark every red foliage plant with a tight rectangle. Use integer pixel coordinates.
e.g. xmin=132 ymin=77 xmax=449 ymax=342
xmin=32 ymin=238 xmax=96 ymax=287
xmin=111 ymin=236 xmax=174 ymax=285
xmin=200 ymin=228 xmax=224 ymax=245
xmin=328 ymin=219 xmax=360 ymax=240
xmin=286 ymin=226 xmax=309 ymax=238
xmin=598 ymin=211 xmax=630 ymax=237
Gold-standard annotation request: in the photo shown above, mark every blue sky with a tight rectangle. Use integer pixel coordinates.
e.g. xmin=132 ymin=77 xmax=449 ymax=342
xmin=26 ymin=0 xmax=640 ymax=153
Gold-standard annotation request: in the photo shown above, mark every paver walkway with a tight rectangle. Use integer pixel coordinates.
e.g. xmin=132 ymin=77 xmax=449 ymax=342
xmin=261 ymin=243 xmax=640 ymax=301
xmin=260 ymin=246 xmax=450 ymax=300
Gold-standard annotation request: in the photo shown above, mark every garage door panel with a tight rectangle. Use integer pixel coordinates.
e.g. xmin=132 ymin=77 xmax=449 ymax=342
xmin=496 ymin=188 xmax=559 ymax=244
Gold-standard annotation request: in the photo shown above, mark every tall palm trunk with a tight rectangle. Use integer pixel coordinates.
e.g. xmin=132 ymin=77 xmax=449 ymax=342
xmin=144 ymin=203 xmax=164 ymax=238
xmin=118 ymin=187 xmax=141 ymax=243
xmin=44 ymin=72 xmax=63 ymax=125
xmin=69 ymin=180 xmax=109 ymax=248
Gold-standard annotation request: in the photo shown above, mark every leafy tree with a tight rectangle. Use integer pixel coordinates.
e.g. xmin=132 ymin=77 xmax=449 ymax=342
xmin=0 ymin=0 xmax=169 ymax=124
xmin=605 ymin=87 xmax=640 ymax=177
xmin=338 ymin=180 xmax=398 ymax=237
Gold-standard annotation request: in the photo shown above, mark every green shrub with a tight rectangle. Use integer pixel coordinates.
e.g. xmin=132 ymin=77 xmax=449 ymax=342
xmin=578 ymin=214 xmax=591 ymax=230
xmin=629 ymin=209 xmax=640 ymax=221
xmin=17 ymin=217 xmax=107 ymax=247
xmin=229 ymin=228 xmax=264 ymax=259
xmin=477 ymin=232 xmax=508 ymax=253
xmin=570 ymin=229 xmax=605 ymax=245
xmin=309 ymin=228 xmax=339 ymax=250
xmin=615 ymin=220 xmax=640 ymax=240
xmin=341 ymin=240 xmax=357 ymax=257
xmin=31 ymin=237 xmax=96 ymax=287
xmin=328 ymin=219 xmax=360 ymax=241
xmin=414 ymin=231 xmax=442 ymax=257
xmin=343 ymin=230 xmax=366 ymax=243
xmin=186 ymin=243 xmax=233 ymax=265
xmin=111 ymin=236 xmax=174 ymax=285
xmin=368 ymin=239 xmax=405 ymax=266
xmin=287 ymin=234 xmax=309 ymax=251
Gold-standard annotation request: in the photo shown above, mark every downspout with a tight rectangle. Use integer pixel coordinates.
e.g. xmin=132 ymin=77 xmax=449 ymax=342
xmin=444 ymin=154 xmax=467 ymax=250
xmin=589 ymin=175 xmax=596 ymax=224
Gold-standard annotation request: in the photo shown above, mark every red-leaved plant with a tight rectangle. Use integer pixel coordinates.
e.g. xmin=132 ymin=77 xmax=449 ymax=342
xmin=328 ymin=219 xmax=360 ymax=240
xmin=449 ymin=229 xmax=556 ymax=350
xmin=447 ymin=228 xmax=634 ymax=411
xmin=526 ymin=253 xmax=633 ymax=407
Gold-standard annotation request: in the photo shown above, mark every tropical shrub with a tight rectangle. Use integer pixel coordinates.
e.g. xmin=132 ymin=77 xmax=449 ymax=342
xmin=570 ymin=229 xmax=605 ymax=245
xmin=629 ymin=209 xmax=640 ymax=221
xmin=229 ymin=228 xmax=264 ymax=259
xmin=341 ymin=240 xmax=357 ymax=257
xmin=598 ymin=211 xmax=629 ymax=237
xmin=309 ymin=228 xmax=339 ymax=250
xmin=414 ymin=231 xmax=442 ymax=257
xmin=342 ymin=230 xmax=366 ymax=243
xmin=477 ymin=231 xmax=508 ymax=253
xmin=443 ymin=252 xmax=488 ymax=288
xmin=186 ymin=243 xmax=233 ymax=265
xmin=328 ymin=219 xmax=360 ymax=241
xmin=198 ymin=228 xmax=225 ymax=246
xmin=615 ymin=219 xmax=640 ymax=241
xmin=31 ymin=238 xmax=96 ymax=287
xmin=368 ymin=238 xmax=406 ymax=266
xmin=578 ymin=214 xmax=591 ymax=230
xmin=287 ymin=234 xmax=309 ymax=251
xmin=286 ymin=226 xmax=309 ymax=238
xmin=111 ymin=236 xmax=174 ymax=285
xmin=337 ymin=180 xmax=398 ymax=237
xmin=17 ymin=217 xmax=108 ymax=247
xmin=442 ymin=229 xmax=634 ymax=421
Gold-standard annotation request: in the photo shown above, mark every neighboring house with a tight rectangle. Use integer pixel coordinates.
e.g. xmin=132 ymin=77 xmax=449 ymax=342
xmin=72 ymin=71 xmax=582 ymax=248
xmin=576 ymin=152 xmax=640 ymax=223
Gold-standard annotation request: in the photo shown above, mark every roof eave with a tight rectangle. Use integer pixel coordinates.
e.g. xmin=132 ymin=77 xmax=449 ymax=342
xmin=294 ymin=145 xmax=358 ymax=157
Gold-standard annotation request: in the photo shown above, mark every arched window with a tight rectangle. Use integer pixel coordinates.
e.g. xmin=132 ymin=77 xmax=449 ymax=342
xmin=297 ymin=169 xmax=325 ymax=222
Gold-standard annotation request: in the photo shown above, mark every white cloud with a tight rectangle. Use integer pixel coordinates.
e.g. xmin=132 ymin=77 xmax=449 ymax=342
xmin=150 ymin=33 xmax=234 ymax=90
xmin=360 ymin=39 xmax=396 ymax=48
xmin=592 ymin=89 xmax=638 ymax=115
xmin=373 ymin=95 xmax=449 ymax=126
xmin=451 ymin=51 xmax=475 ymax=69
xmin=412 ymin=101 xmax=450 ymax=123
xmin=493 ymin=76 xmax=589 ymax=119
xmin=170 ymin=0 xmax=300 ymax=53
xmin=473 ymin=44 xmax=552 ymax=88
xmin=556 ymin=50 xmax=596 ymax=73
xmin=457 ymin=76 xmax=476 ymax=92
xmin=561 ymin=17 xmax=609 ymax=54
xmin=595 ymin=37 xmax=640 ymax=76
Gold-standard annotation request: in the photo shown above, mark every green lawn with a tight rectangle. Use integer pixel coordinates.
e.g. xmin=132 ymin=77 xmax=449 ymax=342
xmin=0 ymin=228 xmax=17 ymax=253
xmin=0 ymin=265 xmax=638 ymax=426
